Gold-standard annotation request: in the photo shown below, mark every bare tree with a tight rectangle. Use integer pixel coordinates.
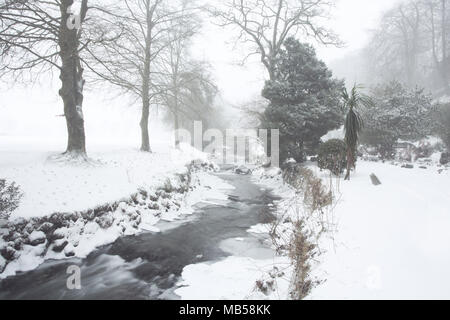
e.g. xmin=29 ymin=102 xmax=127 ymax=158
xmin=209 ymin=0 xmax=340 ymax=80
xmin=157 ymin=6 xmax=217 ymax=147
xmin=0 ymin=0 xmax=117 ymax=157
xmin=367 ymin=1 xmax=423 ymax=87
xmin=87 ymin=0 xmax=199 ymax=152
xmin=424 ymin=0 xmax=450 ymax=93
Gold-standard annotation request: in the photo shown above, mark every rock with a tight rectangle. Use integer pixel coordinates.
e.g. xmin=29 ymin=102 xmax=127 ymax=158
xmin=96 ymin=214 xmax=114 ymax=229
xmin=52 ymin=239 xmax=69 ymax=253
xmin=38 ymin=222 xmax=54 ymax=234
xmin=401 ymin=164 xmax=414 ymax=169
xmin=235 ymin=165 xmax=252 ymax=175
xmin=49 ymin=212 xmax=74 ymax=228
xmin=370 ymin=174 xmax=382 ymax=186
xmin=118 ymin=202 xmax=128 ymax=213
xmin=0 ymin=255 xmax=6 ymax=273
xmin=147 ymin=202 xmax=160 ymax=210
xmin=419 ymin=166 xmax=428 ymax=169
xmin=64 ymin=244 xmax=75 ymax=257
xmin=440 ymin=152 xmax=450 ymax=165
xmin=3 ymin=231 xmax=21 ymax=243
xmin=28 ymin=231 xmax=46 ymax=246
xmin=83 ymin=221 xmax=99 ymax=235
xmin=1 ymin=246 xmax=18 ymax=261
xmin=51 ymin=228 xmax=68 ymax=241
xmin=24 ymin=223 xmax=35 ymax=234
xmin=13 ymin=238 xmax=23 ymax=251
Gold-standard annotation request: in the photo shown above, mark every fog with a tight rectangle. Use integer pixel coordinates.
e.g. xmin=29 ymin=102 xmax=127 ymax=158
xmin=0 ymin=0 xmax=410 ymax=143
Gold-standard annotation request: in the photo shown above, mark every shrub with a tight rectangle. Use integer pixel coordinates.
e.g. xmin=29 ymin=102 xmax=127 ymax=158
xmin=317 ymin=139 xmax=347 ymax=176
xmin=0 ymin=179 xmax=23 ymax=219
xmin=362 ymin=81 xmax=436 ymax=158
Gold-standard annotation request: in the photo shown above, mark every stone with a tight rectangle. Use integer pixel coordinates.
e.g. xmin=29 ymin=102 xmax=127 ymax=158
xmin=64 ymin=244 xmax=75 ymax=257
xmin=1 ymin=246 xmax=18 ymax=261
xmin=96 ymin=214 xmax=114 ymax=229
xmin=28 ymin=231 xmax=46 ymax=246
xmin=38 ymin=222 xmax=54 ymax=234
xmin=370 ymin=174 xmax=382 ymax=186
xmin=52 ymin=239 xmax=69 ymax=253
xmin=235 ymin=165 xmax=252 ymax=175
xmin=51 ymin=228 xmax=68 ymax=241
xmin=0 ymin=255 xmax=6 ymax=273
xmin=401 ymin=164 xmax=414 ymax=169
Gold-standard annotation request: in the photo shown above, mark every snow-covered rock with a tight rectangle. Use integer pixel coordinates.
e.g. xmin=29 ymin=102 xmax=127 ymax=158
xmin=28 ymin=231 xmax=46 ymax=246
xmin=0 ymin=255 xmax=6 ymax=273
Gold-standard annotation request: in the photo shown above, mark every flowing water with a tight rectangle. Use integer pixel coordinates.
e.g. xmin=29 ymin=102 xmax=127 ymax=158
xmin=0 ymin=173 xmax=278 ymax=300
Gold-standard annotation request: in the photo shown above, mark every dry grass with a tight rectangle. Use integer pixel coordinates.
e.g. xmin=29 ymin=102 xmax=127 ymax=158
xmin=268 ymin=164 xmax=338 ymax=299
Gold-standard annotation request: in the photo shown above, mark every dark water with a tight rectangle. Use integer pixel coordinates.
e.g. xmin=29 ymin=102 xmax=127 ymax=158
xmin=0 ymin=173 xmax=278 ymax=300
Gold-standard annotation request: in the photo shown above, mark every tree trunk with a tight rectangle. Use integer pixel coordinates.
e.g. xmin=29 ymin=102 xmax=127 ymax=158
xmin=140 ymin=98 xmax=152 ymax=152
xmin=140 ymin=3 xmax=153 ymax=153
xmin=59 ymin=0 xmax=87 ymax=157
xmin=174 ymin=109 xmax=181 ymax=149
xmin=345 ymin=149 xmax=354 ymax=181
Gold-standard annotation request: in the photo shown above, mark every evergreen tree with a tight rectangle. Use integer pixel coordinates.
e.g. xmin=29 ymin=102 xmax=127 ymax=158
xmin=262 ymin=38 xmax=344 ymax=163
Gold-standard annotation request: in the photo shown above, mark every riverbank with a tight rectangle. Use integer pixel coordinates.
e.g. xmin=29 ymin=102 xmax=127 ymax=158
xmin=0 ymin=139 xmax=233 ymax=278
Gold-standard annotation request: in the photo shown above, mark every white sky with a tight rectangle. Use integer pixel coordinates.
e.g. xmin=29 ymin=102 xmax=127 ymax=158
xmin=0 ymin=0 xmax=403 ymax=141
xmin=193 ymin=0 xmax=403 ymax=105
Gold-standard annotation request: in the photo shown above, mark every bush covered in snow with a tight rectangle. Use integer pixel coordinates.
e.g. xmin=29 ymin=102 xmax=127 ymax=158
xmin=361 ymin=81 xmax=436 ymax=158
xmin=0 ymin=179 xmax=23 ymax=220
xmin=317 ymin=139 xmax=347 ymax=176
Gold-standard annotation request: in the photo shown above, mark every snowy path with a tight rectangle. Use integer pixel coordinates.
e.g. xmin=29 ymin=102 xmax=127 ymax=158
xmin=310 ymin=162 xmax=450 ymax=300
xmin=0 ymin=173 xmax=279 ymax=300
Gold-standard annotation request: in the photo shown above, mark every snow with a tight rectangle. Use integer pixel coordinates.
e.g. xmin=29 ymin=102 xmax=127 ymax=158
xmin=28 ymin=231 xmax=46 ymax=243
xmin=308 ymin=161 xmax=450 ymax=300
xmin=175 ymin=256 xmax=290 ymax=300
xmin=247 ymin=224 xmax=272 ymax=235
xmin=0 ymin=137 xmax=238 ymax=279
xmin=0 ymin=137 xmax=201 ymax=219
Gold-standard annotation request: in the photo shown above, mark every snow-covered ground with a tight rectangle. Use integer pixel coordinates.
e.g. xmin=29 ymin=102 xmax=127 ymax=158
xmin=309 ymin=161 xmax=450 ymax=300
xmin=0 ymin=137 xmax=236 ymax=278
xmin=0 ymin=136 xmax=206 ymax=219
xmin=175 ymin=168 xmax=293 ymax=300
xmin=177 ymin=160 xmax=450 ymax=300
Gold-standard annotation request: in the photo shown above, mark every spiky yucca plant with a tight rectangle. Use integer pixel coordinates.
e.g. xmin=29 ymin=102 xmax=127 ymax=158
xmin=342 ymin=85 xmax=373 ymax=181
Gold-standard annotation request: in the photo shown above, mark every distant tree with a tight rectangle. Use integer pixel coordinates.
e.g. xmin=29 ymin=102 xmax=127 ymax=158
xmin=342 ymin=85 xmax=373 ymax=181
xmin=366 ymin=1 xmax=423 ymax=87
xmin=210 ymin=0 xmax=340 ymax=81
xmin=87 ymin=0 xmax=198 ymax=152
xmin=262 ymin=38 xmax=344 ymax=163
xmin=158 ymin=11 xmax=218 ymax=148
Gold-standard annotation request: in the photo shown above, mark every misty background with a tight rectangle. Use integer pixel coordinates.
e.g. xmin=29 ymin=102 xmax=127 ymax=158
xmin=0 ymin=0 xmax=404 ymax=147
